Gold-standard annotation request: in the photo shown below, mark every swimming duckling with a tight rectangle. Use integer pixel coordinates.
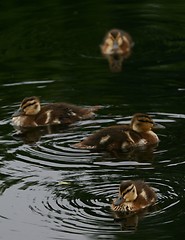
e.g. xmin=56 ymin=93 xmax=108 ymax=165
xmin=12 ymin=96 xmax=100 ymax=128
xmin=111 ymin=180 xmax=157 ymax=213
xmin=100 ymin=28 xmax=134 ymax=56
xmin=73 ymin=113 xmax=164 ymax=151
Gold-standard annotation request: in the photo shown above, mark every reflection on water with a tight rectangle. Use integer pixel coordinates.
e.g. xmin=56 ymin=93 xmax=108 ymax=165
xmin=0 ymin=0 xmax=185 ymax=240
xmin=12 ymin=124 xmax=71 ymax=143
xmin=113 ymin=206 xmax=156 ymax=232
xmin=103 ymin=54 xmax=126 ymax=73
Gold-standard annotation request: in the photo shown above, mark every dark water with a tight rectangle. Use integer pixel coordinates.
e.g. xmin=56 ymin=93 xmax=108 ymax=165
xmin=1 ymin=0 xmax=185 ymax=239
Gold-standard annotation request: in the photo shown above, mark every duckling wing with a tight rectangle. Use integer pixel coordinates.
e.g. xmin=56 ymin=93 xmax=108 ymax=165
xmin=134 ymin=181 xmax=157 ymax=207
xmin=74 ymin=125 xmax=130 ymax=150
xmin=35 ymin=103 xmax=100 ymax=125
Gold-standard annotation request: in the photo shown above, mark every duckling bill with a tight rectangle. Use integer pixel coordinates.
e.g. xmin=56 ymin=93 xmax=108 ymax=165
xmin=73 ymin=113 xmax=165 ymax=151
xmin=12 ymin=96 xmax=101 ymax=128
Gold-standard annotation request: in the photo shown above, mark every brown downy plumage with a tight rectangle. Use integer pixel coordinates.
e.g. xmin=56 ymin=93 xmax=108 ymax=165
xmin=12 ymin=96 xmax=101 ymax=127
xmin=100 ymin=28 xmax=134 ymax=56
xmin=111 ymin=180 xmax=157 ymax=213
xmin=73 ymin=113 xmax=165 ymax=151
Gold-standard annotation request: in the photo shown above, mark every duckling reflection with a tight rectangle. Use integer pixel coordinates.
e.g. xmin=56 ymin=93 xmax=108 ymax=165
xmin=105 ymin=54 xmax=125 ymax=72
xmin=113 ymin=211 xmax=140 ymax=231
xmin=113 ymin=205 xmax=156 ymax=231
xmin=111 ymin=180 xmax=157 ymax=231
xmin=93 ymin=144 xmax=157 ymax=163
xmin=100 ymin=29 xmax=134 ymax=72
xmin=12 ymin=124 xmax=69 ymax=144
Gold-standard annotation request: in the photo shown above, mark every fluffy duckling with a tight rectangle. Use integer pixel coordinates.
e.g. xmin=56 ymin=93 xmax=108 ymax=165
xmin=100 ymin=28 xmax=134 ymax=56
xmin=111 ymin=180 xmax=157 ymax=213
xmin=12 ymin=96 xmax=100 ymax=128
xmin=73 ymin=113 xmax=164 ymax=151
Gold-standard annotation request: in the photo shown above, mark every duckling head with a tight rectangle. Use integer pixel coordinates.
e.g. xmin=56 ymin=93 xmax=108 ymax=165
xmin=131 ymin=113 xmax=165 ymax=133
xmin=13 ymin=96 xmax=41 ymax=117
xmin=114 ymin=181 xmax=138 ymax=206
xmin=109 ymin=30 xmax=123 ymax=51
xmin=103 ymin=29 xmax=126 ymax=55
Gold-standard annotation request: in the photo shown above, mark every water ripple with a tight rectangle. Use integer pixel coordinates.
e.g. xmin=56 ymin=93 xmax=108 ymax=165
xmin=22 ymin=175 xmax=183 ymax=235
xmin=0 ymin=111 xmax=184 ymax=237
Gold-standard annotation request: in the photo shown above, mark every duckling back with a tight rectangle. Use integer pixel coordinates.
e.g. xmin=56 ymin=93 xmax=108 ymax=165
xmin=73 ymin=125 xmax=144 ymax=151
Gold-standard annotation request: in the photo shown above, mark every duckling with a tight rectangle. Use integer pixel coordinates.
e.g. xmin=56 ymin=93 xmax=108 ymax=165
xmin=12 ymin=96 xmax=100 ymax=128
xmin=100 ymin=28 xmax=134 ymax=56
xmin=111 ymin=180 xmax=157 ymax=213
xmin=73 ymin=113 xmax=165 ymax=151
